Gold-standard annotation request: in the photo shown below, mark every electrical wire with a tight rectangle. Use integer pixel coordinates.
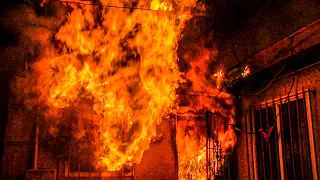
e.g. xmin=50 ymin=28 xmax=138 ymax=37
xmin=230 ymin=34 xmax=240 ymax=63
xmin=219 ymin=73 xmax=295 ymax=135
xmin=253 ymin=63 xmax=288 ymax=95
xmin=219 ymin=72 xmax=296 ymax=135
xmin=25 ymin=0 xmax=35 ymax=6
xmin=225 ymin=38 xmax=299 ymax=134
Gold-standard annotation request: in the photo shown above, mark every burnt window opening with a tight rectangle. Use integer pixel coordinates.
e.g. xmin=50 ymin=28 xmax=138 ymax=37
xmin=175 ymin=112 xmax=238 ymax=180
xmin=65 ymin=152 xmax=135 ymax=179
xmin=251 ymin=89 xmax=317 ymax=180
xmin=64 ymin=131 xmax=135 ymax=179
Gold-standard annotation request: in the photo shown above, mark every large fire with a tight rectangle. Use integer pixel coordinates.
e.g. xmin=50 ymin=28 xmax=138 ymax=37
xmin=12 ymin=0 xmax=247 ymax=178
xmin=16 ymin=0 xmax=197 ymax=171
xmin=175 ymin=44 xmax=238 ymax=179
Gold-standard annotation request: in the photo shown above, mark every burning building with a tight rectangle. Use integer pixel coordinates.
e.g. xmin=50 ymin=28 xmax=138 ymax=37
xmin=0 ymin=0 xmax=319 ymax=180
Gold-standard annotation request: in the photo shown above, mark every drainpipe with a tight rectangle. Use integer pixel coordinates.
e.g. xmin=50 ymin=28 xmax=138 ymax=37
xmin=33 ymin=107 xmax=39 ymax=170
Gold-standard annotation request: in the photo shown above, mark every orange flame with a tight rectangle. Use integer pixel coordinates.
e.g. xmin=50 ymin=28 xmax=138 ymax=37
xmin=17 ymin=0 xmax=197 ymax=171
xmin=13 ymin=0 xmax=241 ymax=177
xmin=175 ymin=38 xmax=237 ymax=179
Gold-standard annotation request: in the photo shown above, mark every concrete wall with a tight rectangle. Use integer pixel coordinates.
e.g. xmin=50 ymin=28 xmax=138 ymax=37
xmin=213 ymin=0 xmax=320 ymax=70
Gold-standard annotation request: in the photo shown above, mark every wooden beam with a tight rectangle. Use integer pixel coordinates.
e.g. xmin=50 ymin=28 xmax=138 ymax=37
xmin=246 ymin=19 xmax=320 ymax=76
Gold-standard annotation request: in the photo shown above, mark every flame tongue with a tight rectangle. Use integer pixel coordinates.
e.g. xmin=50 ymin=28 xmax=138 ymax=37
xmin=27 ymin=0 xmax=197 ymax=171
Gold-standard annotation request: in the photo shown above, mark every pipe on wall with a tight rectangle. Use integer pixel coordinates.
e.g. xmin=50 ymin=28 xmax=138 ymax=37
xmin=33 ymin=107 xmax=39 ymax=170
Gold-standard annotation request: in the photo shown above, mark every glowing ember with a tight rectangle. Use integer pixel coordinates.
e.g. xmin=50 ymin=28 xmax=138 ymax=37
xmin=212 ymin=70 xmax=223 ymax=89
xmin=242 ymin=65 xmax=250 ymax=77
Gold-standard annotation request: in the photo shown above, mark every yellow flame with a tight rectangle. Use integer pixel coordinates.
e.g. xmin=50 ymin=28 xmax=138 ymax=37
xmin=242 ymin=65 xmax=250 ymax=77
xmin=15 ymin=0 xmax=240 ymax=177
xmin=25 ymin=0 xmax=197 ymax=171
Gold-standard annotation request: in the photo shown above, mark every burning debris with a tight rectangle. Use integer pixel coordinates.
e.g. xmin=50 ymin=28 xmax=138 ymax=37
xmin=11 ymin=0 xmax=250 ymax=178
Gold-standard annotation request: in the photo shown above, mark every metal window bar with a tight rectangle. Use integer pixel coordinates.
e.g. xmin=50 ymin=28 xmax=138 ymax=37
xmin=258 ymin=105 xmax=267 ymax=180
xmin=245 ymin=111 xmax=251 ymax=180
xmin=279 ymin=96 xmax=287 ymax=180
xmin=295 ymin=90 xmax=305 ymax=178
xmin=176 ymin=112 xmax=232 ymax=180
xmin=175 ymin=113 xmax=208 ymax=180
xmin=206 ymin=111 xmax=231 ymax=180
xmin=64 ymin=159 xmax=135 ymax=179
xmin=287 ymin=93 xmax=296 ymax=180
xmin=272 ymin=98 xmax=281 ymax=180
xmin=251 ymin=89 xmax=317 ymax=180
xmin=250 ymin=108 xmax=258 ymax=180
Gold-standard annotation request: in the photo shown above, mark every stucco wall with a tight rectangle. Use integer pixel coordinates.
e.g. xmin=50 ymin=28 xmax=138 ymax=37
xmin=238 ymin=59 xmax=320 ymax=178
xmin=214 ymin=0 xmax=320 ymax=71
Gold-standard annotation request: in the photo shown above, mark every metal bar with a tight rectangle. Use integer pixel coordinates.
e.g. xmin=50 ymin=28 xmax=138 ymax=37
xmin=68 ymin=149 xmax=71 ymax=177
xmin=287 ymin=94 xmax=296 ymax=180
xmin=255 ymin=109 xmax=262 ymax=180
xmin=301 ymin=88 xmax=312 ymax=178
xmin=211 ymin=113 xmax=214 ymax=179
xmin=206 ymin=111 xmax=209 ymax=180
xmin=89 ymin=157 xmax=91 ymax=179
xmin=131 ymin=165 xmax=134 ymax=180
xmin=259 ymin=105 xmax=266 ymax=180
xmin=212 ymin=114 xmax=216 ymax=179
xmin=78 ymin=160 xmax=80 ymax=180
xmin=265 ymin=102 xmax=273 ymax=180
xmin=208 ymin=112 xmax=211 ymax=179
xmin=174 ymin=115 xmax=179 ymax=180
xmin=228 ymin=156 xmax=231 ymax=180
xmin=90 ymin=118 xmax=92 ymax=179
xmin=272 ymin=99 xmax=281 ymax=179
xmin=295 ymin=91 xmax=305 ymax=178
xmin=121 ymin=168 xmax=124 ymax=180
xmin=58 ymin=161 xmax=61 ymax=180
xmin=259 ymin=89 xmax=309 ymax=108
xmin=222 ymin=155 xmax=225 ymax=179
xmin=250 ymin=108 xmax=257 ymax=180
xmin=304 ymin=89 xmax=318 ymax=179
xmin=219 ymin=141 xmax=222 ymax=178
xmin=245 ymin=111 xmax=251 ymax=180
xmin=33 ymin=107 xmax=39 ymax=170
xmin=279 ymin=96 xmax=287 ymax=180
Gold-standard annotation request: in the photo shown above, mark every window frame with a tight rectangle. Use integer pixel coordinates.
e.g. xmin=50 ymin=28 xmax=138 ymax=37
xmin=63 ymin=160 xmax=135 ymax=178
xmin=250 ymin=89 xmax=318 ymax=180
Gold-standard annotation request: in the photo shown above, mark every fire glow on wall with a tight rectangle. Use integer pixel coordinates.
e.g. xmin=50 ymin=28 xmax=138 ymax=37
xmin=11 ymin=0 xmax=249 ymax=179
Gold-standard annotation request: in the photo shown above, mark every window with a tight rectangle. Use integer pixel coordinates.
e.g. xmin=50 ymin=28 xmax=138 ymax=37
xmin=59 ymin=120 xmax=135 ymax=179
xmin=250 ymin=89 xmax=318 ymax=180
xmin=63 ymin=149 xmax=135 ymax=178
